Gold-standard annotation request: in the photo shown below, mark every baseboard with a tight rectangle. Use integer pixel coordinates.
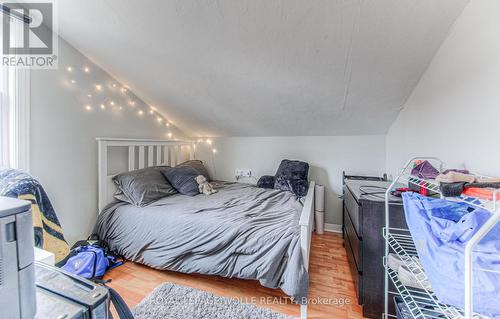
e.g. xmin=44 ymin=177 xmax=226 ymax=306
xmin=324 ymin=223 xmax=342 ymax=234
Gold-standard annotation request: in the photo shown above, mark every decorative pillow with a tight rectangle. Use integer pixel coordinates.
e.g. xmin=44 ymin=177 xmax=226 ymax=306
xmin=257 ymin=175 xmax=275 ymax=189
xmin=275 ymin=159 xmax=309 ymax=181
xmin=176 ymin=160 xmax=211 ymax=180
xmin=161 ymin=166 xmax=200 ymax=196
xmin=273 ymin=159 xmax=310 ymax=197
xmin=112 ymin=166 xmax=177 ymax=207
xmin=274 ymin=176 xmax=309 ymax=197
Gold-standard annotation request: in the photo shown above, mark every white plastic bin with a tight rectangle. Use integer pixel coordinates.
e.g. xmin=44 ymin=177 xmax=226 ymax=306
xmin=314 ymin=184 xmax=325 ymax=234
xmin=315 ymin=211 xmax=325 ymax=234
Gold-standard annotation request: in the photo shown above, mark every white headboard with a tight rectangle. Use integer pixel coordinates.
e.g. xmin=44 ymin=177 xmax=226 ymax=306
xmin=97 ymin=138 xmax=196 ymax=212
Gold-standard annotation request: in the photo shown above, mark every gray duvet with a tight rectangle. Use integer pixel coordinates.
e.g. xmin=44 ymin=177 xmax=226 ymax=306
xmin=96 ymin=182 xmax=308 ymax=302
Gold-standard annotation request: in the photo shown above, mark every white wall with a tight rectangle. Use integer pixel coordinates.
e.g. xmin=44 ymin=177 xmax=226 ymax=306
xmin=386 ymin=0 xmax=500 ymax=177
xmin=196 ymin=136 xmax=386 ymax=225
xmin=30 ymin=37 xmax=185 ymax=244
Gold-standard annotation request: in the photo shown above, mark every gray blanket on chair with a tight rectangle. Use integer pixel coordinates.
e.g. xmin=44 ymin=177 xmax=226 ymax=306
xmin=96 ymin=182 xmax=308 ymax=302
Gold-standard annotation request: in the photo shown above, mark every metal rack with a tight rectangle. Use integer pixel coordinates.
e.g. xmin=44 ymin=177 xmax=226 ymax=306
xmin=383 ymin=157 xmax=500 ymax=319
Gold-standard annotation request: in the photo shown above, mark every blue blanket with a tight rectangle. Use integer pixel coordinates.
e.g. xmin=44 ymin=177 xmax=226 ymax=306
xmin=0 ymin=169 xmax=69 ymax=263
xmin=402 ymin=192 xmax=500 ymax=317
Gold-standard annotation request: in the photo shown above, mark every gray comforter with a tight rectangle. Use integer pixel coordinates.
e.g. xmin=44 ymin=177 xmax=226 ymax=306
xmin=96 ymin=182 xmax=308 ymax=302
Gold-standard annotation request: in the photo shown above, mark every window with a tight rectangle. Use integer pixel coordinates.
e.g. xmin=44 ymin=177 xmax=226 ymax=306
xmin=0 ymin=67 xmax=9 ymax=167
xmin=0 ymin=13 xmax=30 ymax=170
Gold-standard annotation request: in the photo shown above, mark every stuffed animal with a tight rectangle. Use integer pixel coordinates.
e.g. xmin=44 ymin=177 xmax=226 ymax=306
xmin=195 ymin=175 xmax=217 ymax=195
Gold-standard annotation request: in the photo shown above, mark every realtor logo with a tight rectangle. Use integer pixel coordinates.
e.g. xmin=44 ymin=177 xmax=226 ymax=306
xmin=1 ymin=1 xmax=58 ymax=68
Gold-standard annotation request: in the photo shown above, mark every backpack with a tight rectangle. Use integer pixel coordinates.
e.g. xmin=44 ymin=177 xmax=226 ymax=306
xmin=107 ymin=284 xmax=135 ymax=319
xmin=61 ymin=245 xmax=109 ymax=279
xmin=60 ymin=235 xmax=123 ymax=280
xmin=59 ymin=236 xmax=132 ymax=318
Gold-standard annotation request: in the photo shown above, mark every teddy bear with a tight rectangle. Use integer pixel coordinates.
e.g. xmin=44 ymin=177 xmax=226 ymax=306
xmin=195 ymin=175 xmax=217 ymax=195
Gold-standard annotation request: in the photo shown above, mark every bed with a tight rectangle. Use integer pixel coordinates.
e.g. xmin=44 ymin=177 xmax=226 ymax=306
xmin=96 ymin=138 xmax=315 ymax=319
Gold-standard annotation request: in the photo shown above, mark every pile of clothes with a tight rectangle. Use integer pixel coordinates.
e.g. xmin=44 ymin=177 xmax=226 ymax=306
xmin=394 ymin=160 xmax=500 ymax=317
xmin=436 ymin=171 xmax=500 ymax=198
xmin=0 ymin=169 xmax=70 ymax=264
xmin=408 ymin=160 xmax=500 ymax=200
xmin=402 ymin=192 xmax=499 ymax=317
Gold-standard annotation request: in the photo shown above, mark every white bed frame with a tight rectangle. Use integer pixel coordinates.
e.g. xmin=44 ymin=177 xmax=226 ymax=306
xmin=96 ymin=138 xmax=315 ymax=319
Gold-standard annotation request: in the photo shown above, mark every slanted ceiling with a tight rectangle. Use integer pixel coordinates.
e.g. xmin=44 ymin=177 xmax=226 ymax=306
xmin=56 ymin=0 xmax=468 ymax=137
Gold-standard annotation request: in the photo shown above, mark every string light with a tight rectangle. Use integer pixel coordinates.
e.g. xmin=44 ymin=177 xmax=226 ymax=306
xmin=65 ymin=70 xmax=180 ymax=125
xmin=206 ymin=139 xmax=212 ymax=145
xmin=212 ymin=148 xmax=217 ymax=154
xmin=167 ymin=132 xmax=173 ymax=138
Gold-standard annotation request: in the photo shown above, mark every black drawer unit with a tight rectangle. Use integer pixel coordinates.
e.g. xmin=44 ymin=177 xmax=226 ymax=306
xmin=344 ymin=186 xmax=361 ymax=235
xmin=344 ymin=206 xmax=361 ymax=271
xmin=342 ymin=174 xmax=408 ymax=319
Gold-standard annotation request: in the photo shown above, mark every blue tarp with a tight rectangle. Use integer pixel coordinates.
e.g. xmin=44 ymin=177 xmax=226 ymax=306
xmin=402 ymin=192 xmax=500 ymax=317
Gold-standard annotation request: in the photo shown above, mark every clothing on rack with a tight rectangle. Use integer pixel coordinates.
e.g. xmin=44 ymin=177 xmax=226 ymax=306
xmin=468 ymin=182 xmax=500 ymax=189
xmin=476 ymin=177 xmax=500 ymax=183
xmin=442 ymin=169 xmax=470 ymax=175
xmin=402 ymin=192 xmax=500 ymax=317
xmin=411 ymin=160 xmax=439 ymax=179
xmin=436 ymin=171 xmax=500 ymax=185
xmin=387 ymin=253 xmax=433 ymax=291
xmin=436 ymin=171 xmax=476 ymax=183
xmin=440 ymin=181 xmax=500 ymax=197
xmin=464 ymin=187 xmax=500 ymax=201
xmin=440 ymin=182 xmax=468 ymax=197
xmin=391 ymin=187 xmax=418 ymax=197
xmin=394 ymin=297 xmax=414 ymax=319
xmin=397 ymin=263 xmax=433 ymax=292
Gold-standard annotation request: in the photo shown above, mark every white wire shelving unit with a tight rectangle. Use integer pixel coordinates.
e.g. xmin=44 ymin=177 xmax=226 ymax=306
xmin=383 ymin=157 xmax=500 ymax=319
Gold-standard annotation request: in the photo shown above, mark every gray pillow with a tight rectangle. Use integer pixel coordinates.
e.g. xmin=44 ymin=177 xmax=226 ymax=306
xmin=176 ymin=160 xmax=210 ymax=180
xmin=161 ymin=166 xmax=200 ymax=196
xmin=112 ymin=166 xmax=177 ymax=206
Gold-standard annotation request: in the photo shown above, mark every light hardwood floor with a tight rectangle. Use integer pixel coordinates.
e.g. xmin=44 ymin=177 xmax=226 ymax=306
xmin=104 ymin=232 xmax=365 ymax=319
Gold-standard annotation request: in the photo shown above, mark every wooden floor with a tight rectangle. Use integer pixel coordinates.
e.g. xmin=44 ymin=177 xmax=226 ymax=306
xmin=104 ymin=232 xmax=365 ymax=319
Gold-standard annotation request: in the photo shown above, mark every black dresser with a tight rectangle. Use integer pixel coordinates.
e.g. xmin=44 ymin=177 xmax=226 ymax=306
xmin=342 ymin=175 xmax=408 ymax=319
